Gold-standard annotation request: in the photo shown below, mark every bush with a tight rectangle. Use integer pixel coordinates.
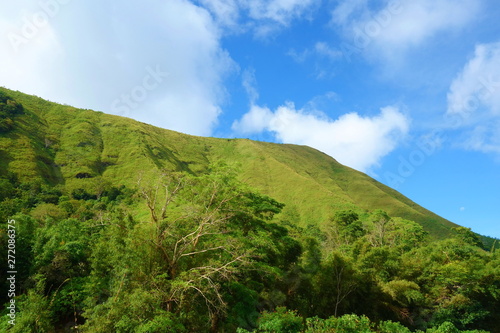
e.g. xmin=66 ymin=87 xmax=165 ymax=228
xmin=71 ymin=188 xmax=97 ymax=201
xmin=378 ymin=320 xmax=412 ymax=333
xmin=331 ymin=314 xmax=373 ymax=333
xmin=136 ymin=312 xmax=186 ymax=333
xmin=258 ymin=307 xmax=304 ymax=333
xmin=426 ymin=321 xmax=460 ymax=333
xmin=306 ymin=314 xmax=372 ymax=333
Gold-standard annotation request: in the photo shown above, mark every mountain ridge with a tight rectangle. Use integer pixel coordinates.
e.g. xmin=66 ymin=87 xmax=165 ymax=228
xmin=0 ymin=87 xmax=468 ymax=239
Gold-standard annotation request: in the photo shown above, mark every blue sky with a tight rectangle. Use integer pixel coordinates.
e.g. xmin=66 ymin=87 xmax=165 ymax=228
xmin=1 ymin=0 xmax=499 ymax=238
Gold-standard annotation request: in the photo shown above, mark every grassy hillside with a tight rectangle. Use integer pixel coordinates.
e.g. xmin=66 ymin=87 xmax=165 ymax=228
xmin=0 ymin=87 xmax=462 ymax=238
xmin=2 ymin=87 xmax=500 ymax=333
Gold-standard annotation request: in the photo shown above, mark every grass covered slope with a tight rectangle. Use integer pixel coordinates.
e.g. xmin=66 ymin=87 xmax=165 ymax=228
xmin=0 ymin=87 xmax=458 ymax=237
xmin=220 ymin=140 xmax=457 ymax=236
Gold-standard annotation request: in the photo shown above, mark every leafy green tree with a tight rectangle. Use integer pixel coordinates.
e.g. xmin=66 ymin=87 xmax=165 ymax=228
xmin=0 ymin=178 xmax=15 ymax=201
xmin=367 ymin=209 xmax=391 ymax=247
xmin=256 ymin=307 xmax=304 ymax=333
xmin=378 ymin=320 xmax=412 ymax=333
xmin=452 ymin=227 xmax=483 ymax=248
xmin=383 ymin=217 xmax=428 ymax=252
xmin=311 ymin=252 xmax=361 ymax=317
xmin=0 ymin=91 xmax=24 ymax=133
xmin=0 ymin=279 xmax=53 ymax=333
xmin=305 ymin=314 xmax=373 ymax=333
xmin=81 ymin=167 xmax=301 ymax=332
xmin=399 ymin=238 xmax=499 ymax=331
xmin=326 ymin=210 xmax=365 ymax=249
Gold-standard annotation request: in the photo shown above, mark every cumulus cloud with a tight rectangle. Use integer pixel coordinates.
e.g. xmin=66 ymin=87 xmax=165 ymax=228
xmin=447 ymin=42 xmax=500 ymax=154
xmin=331 ymin=0 xmax=481 ymax=60
xmin=0 ymin=3 xmax=66 ymax=99
xmin=0 ymin=0 xmax=234 ymax=136
xmin=233 ymin=103 xmax=410 ymax=172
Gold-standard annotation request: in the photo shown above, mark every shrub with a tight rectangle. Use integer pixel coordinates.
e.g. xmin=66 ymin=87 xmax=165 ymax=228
xmin=258 ymin=307 xmax=304 ymax=333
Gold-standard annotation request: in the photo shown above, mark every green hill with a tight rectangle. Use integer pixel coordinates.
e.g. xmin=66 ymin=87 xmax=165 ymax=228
xmin=2 ymin=87 xmax=500 ymax=333
xmin=0 ymin=87 xmax=463 ymax=238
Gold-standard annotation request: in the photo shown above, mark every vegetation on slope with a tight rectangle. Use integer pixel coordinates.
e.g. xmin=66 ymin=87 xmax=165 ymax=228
xmin=1 ymin=87 xmax=499 ymax=332
xmin=0 ymin=165 xmax=499 ymax=332
xmin=0 ymin=87 xmax=465 ymax=239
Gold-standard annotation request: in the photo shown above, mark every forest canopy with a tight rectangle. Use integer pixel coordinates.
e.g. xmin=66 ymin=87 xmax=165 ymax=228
xmin=1 ymin=165 xmax=499 ymax=332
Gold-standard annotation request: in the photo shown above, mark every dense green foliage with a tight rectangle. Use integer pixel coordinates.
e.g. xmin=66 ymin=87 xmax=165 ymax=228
xmin=0 ymin=90 xmax=24 ymax=133
xmin=1 ymin=88 xmax=499 ymax=332
xmin=1 ymin=165 xmax=499 ymax=332
xmin=238 ymin=308 xmax=490 ymax=333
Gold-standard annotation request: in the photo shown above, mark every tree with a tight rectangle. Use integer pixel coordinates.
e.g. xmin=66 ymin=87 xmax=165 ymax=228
xmin=83 ymin=166 xmax=299 ymax=332
xmin=452 ymin=227 xmax=483 ymax=248
xmin=327 ymin=210 xmax=365 ymax=249
xmin=312 ymin=252 xmax=360 ymax=317
xmin=0 ymin=91 xmax=23 ymax=133
xmin=368 ymin=209 xmax=391 ymax=247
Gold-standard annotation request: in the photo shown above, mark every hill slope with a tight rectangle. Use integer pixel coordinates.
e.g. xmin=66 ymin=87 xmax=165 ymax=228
xmin=0 ymin=87 xmax=458 ymax=237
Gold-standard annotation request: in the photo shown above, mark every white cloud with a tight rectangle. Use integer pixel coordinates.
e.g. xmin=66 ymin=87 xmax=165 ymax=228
xmin=461 ymin=123 xmax=500 ymax=154
xmin=232 ymin=104 xmax=274 ymax=133
xmin=0 ymin=3 xmax=66 ymax=99
xmin=373 ymin=0 xmax=480 ymax=49
xmin=332 ymin=0 xmax=481 ymax=60
xmin=233 ymin=103 xmax=410 ymax=172
xmin=287 ymin=42 xmax=342 ymax=79
xmin=331 ymin=0 xmax=368 ymax=26
xmin=447 ymin=42 xmax=500 ymax=117
xmin=447 ymin=42 xmax=500 ymax=154
xmin=200 ymin=0 xmax=320 ymax=36
xmin=0 ymin=0 xmax=234 ymax=136
xmin=242 ymin=68 xmax=259 ymax=104
xmin=241 ymin=0 xmax=318 ymax=24
xmin=314 ymin=42 xmax=342 ymax=60
xmin=198 ymin=0 xmax=241 ymax=28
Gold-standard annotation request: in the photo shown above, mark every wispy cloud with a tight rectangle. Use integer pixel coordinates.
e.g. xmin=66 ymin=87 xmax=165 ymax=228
xmin=197 ymin=0 xmax=241 ymax=29
xmin=328 ymin=0 xmax=481 ymax=63
xmin=368 ymin=0 xmax=480 ymax=52
xmin=200 ymin=0 xmax=320 ymax=37
xmin=447 ymin=41 xmax=500 ymax=154
xmin=288 ymin=41 xmax=343 ymax=62
xmin=330 ymin=0 xmax=369 ymax=26
xmin=448 ymin=42 xmax=500 ymax=117
xmin=233 ymin=102 xmax=410 ymax=172
xmin=314 ymin=42 xmax=343 ymax=60
xmin=242 ymin=68 xmax=259 ymax=104
xmin=462 ymin=124 xmax=500 ymax=154
xmin=241 ymin=0 xmax=318 ymax=25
